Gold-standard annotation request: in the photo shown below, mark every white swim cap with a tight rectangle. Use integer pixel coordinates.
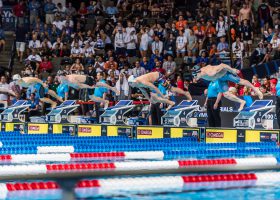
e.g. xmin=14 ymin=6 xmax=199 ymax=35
xmin=12 ymin=74 xmax=21 ymax=81
xmin=128 ymin=75 xmax=136 ymax=84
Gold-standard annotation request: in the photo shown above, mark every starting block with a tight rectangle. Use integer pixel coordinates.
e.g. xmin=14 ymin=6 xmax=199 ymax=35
xmin=161 ymin=100 xmax=200 ymax=127
xmin=100 ymin=100 xmax=135 ymax=125
xmin=30 ymin=100 xmax=79 ymax=123
xmin=0 ymin=100 xmax=30 ymax=122
xmin=233 ymin=100 xmax=275 ymax=129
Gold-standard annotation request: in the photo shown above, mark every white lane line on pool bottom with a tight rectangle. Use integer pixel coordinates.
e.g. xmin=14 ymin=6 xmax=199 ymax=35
xmin=124 ymin=151 xmax=164 ymax=160
xmin=37 ymin=146 xmax=74 ymax=154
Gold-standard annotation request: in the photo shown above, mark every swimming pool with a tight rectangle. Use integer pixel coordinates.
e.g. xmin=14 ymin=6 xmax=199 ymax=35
xmin=0 ymin=131 xmax=280 ymax=200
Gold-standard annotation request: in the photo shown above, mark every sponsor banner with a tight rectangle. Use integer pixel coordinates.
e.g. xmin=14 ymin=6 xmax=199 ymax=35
xmin=170 ymin=128 xmax=200 ymax=140
xmin=205 ymin=129 xmax=237 ymax=143
xmin=2 ymin=6 xmax=15 ymax=31
xmin=107 ymin=126 xmax=133 ymax=137
xmin=4 ymin=123 xmax=24 ymax=132
xmin=136 ymin=127 xmax=164 ymax=139
xmin=245 ymin=130 xmax=279 ymax=143
xmin=27 ymin=123 xmax=49 ymax=134
xmin=77 ymin=125 xmax=101 ymax=137
xmin=52 ymin=124 xmax=76 ymax=135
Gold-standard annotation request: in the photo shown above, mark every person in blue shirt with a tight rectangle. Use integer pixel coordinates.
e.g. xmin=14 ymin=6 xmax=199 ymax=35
xmin=27 ymin=93 xmax=40 ymax=121
xmin=106 ymin=2 xmax=118 ymax=16
xmin=44 ymin=0 xmax=56 ymax=25
xmin=204 ymin=80 xmax=223 ymax=127
xmin=28 ymin=0 xmax=41 ymax=27
xmin=276 ymin=78 xmax=280 ymax=128
xmin=0 ymin=25 xmax=5 ymax=51
xmin=57 ymin=81 xmax=69 ymax=100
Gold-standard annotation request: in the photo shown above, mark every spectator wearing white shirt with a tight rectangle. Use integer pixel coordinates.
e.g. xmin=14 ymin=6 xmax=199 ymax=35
xmin=62 ymin=16 xmax=74 ymax=28
xmin=151 ymin=35 xmax=163 ymax=54
xmin=176 ymin=31 xmax=188 ymax=57
xmin=26 ymin=50 xmax=42 ymax=70
xmin=52 ymin=15 xmax=64 ymax=31
xmin=114 ymin=28 xmax=127 ymax=56
xmin=216 ymin=15 xmax=228 ymax=38
xmin=120 ymin=64 xmax=132 ymax=77
xmin=70 ymin=42 xmax=83 ymax=58
xmin=270 ymin=34 xmax=280 ymax=49
xmin=140 ymin=28 xmax=149 ymax=57
xmin=232 ymin=36 xmax=244 ymax=58
xmin=126 ymin=21 xmax=136 ymax=35
xmin=125 ymin=30 xmax=138 ymax=57
xmin=132 ymin=61 xmax=146 ymax=77
xmin=56 ymin=3 xmax=66 ymax=17
xmin=83 ymin=42 xmax=95 ymax=58
xmin=28 ymin=34 xmax=41 ymax=50
xmin=94 ymin=56 xmax=105 ymax=73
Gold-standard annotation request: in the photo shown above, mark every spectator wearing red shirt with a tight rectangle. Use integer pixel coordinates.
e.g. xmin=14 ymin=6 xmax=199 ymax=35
xmin=151 ymin=61 xmax=166 ymax=75
xmin=270 ymin=79 xmax=277 ymax=95
xmin=13 ymin=1 xmax=25 ymax=28
xmin=36 ymin=56 xmax=53 ymax=73
xmin=252 ymin=75 xmax=261 ymax=87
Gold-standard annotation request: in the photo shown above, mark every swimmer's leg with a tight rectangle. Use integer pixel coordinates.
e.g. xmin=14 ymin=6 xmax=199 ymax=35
xmin=95 ymin=82 xmax=120 ymax=95
xmin=170 ymin=86 xmax=192 ymax=100
xmin=223 ymin=91 xmax=246 ymax=111
xmin=40 ymin=97 xmax=57 ymax=108
xmin=47 ymin=89 xmax=63 ymax=102
xmin=150 ymin=93 xmax=175 ymax=111
xmin=238 ymin=78 xmax=263 ymax=99
xmin=89 ymin=95 xmax=109 ymax=109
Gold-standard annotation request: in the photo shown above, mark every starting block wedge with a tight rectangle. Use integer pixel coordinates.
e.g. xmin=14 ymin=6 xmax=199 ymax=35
xmin=161 ymin=100 xmax=200 ymax=127
xmin=100 ymin=100 xmax=135 ymax=125
xmin=233 ymin=100 xmax=275 ymax=129
xmin=0 ymin=100 xmax=30 ymax=122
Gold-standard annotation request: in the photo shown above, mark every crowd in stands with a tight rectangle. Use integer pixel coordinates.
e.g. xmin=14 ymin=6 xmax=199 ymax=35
xmin=0 ymin=0 xmax=280 ymax=118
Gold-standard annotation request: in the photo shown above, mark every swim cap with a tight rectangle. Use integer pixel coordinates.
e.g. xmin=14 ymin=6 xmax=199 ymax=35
xmin=128 ymin=75 xmax=136 ymax=84
xmin=12 ymin=74 xmax=21 ymax=81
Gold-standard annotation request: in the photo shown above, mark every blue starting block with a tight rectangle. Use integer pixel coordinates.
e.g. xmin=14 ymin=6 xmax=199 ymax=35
xmin=100 ymin=100 xmax=135 ymax=125
xmin=30 ymin=100 xmax=79 ymax=123
xmin=0 ymin=100 xmax=31 ymax=122
xmin=233 ymin=100 xmax=275 ymax=129
xmin=161 ymin=100 xmax=200 ymax=127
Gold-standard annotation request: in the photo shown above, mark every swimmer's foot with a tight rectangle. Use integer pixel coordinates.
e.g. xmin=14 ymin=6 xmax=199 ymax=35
xmin=256 ymin=88 xmax=264 ymax=99
xmin=58 ymin=97 xmax=63 ymax=102
xmin=238 ymin=100 xmax=246 ymax=112
xmin=166 ymin=101 xmax=176 ymax=111
xmin=51 ymin=102 xmax=57 ymax=108
xmin=104 ymin=100 xmax=109 ymax=110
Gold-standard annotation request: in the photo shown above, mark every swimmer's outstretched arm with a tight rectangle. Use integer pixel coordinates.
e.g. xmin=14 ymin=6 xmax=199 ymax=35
xmin=137 ymin=80 xmax=165 ymax=98
xmin=0 ymin=87 xmax=16 ymax=97
xmin=18 ymin=77 xmax=46 ymax=88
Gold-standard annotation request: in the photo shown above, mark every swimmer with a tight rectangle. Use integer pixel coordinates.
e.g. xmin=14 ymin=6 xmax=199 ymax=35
xmin=128 ymin=72 xmax=192 ymax=100
xmin=17 ymin=77 xmax=63 ymax=108
xmin=192 ymin=64 xmax=263 ymax=101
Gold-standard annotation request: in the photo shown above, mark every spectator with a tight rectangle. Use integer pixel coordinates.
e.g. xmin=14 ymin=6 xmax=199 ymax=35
xmin=217 ymin=36 xmax=229 ymax=53
xmin=249 ymin=41 xmax=266 ymax=66
xmin=240 ymin=19 xmax=253 ymax=56
xmin=44 ymin=0 xmax=56 ymax=25
xmin=0 ymin=76 xmax=10 ymax=107
xmin=120 ymin=64 xmax=132 ymax=77
xmin=13 ymin=1 xmax=25 ymax=28
xmin=232 ymin=36 xmax=244 ymax=57
xmin=125 ymin=30 xmax=138 ymax=57
xmin=195 ymin=50 xmax=209 ymax=67
xmin=57 ymin=78 xmax=69 ymax=101
xmin=176 ymin=31 xmax=187 ymax=57
xmin=139 ymin=28 xmax=149 ymax=57
xmin=94 ymin=56 xmax=105 ymax=73
xmin=28 ymin=0 xmax=40 ymax=27
xmin=193 ymin=21 xmax=205 ymax=51
xmin=163 ymin=55 xmax=176 ymax=79
xmin=176 ymin=15 xmax=187 ymax=31
xmin=37 ymin=56 xmax=53 ymax=73
xmin=71 ymin=42 xmax=83 ymax=59
xmin=26 ymin=50 xmax=42 ymax=70
xmin=56 ymin=3 xmax=67 ymax=17
xmin=238 ymin=3 xmax=254 ymax=25
xmin=65 ymin=2 xmax=77 ymax=17
xmin=216 ymin=15 xmax=228 ymax=38
xmin=151 ymin=35 xmax=163 ymax=55
xmin=28 ymin=34 xmax=41 ymax=50
xmin=163 ymin=33 xmax=176 ymax=57
xmin=104 ymin=56 xmax=118 ymax=71
xmin=258 ymin=1 xmax=272 ymax=34
xmin=0 ymin=24 xmax=5 ymax=51
xmin=152 ymin=61 xmax=165 ymax=74
xmin=70 ymin=58 xmax=84 ymax=73
xmin=106 ymin=1 xmax=118 ymax=17
xmin=114 ymin=28 xmax=126 ymax=56
xmin=115 ymin=73 xmax=129 ymax=100
xmin=132 ymin=61 xmax=146 ymax=77
xmin=140 ymin=56 xmax=150 ymax=72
